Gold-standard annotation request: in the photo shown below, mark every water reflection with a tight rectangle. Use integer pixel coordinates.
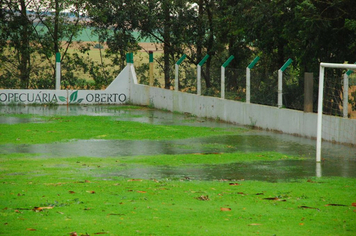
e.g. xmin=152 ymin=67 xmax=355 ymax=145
xmin=105 ymin=159 xmax=356 ymax=182
xmin=316 ymin=162 xmax=322 ymax=178
xmin=0 ymin=135 xmax=321 ymax=158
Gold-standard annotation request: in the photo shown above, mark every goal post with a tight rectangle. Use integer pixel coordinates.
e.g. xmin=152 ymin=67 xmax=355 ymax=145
xmin=316 ymin=62 xmax=356 ymax=162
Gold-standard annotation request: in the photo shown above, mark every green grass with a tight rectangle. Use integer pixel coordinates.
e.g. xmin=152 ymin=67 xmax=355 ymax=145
xmin=1 ymin=154 xmax=355 ymax=235
xmin=118 ymin=152 xmax=302 ymax=166
xmin=0 ymin=112 xmax=355 ymax=235
xmin=0 ymin=115 xmax=244 ymax=144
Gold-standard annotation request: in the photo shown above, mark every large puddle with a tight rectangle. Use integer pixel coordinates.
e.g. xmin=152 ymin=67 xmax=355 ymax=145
xmin=1 ymin=105 xmax=355 ymax=181
xmin=107 ymin=160 xmax=356 ymax=182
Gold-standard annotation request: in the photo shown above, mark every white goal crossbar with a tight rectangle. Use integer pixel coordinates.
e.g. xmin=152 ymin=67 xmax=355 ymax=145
xmin=316 ymin=62 xmax=356 ymax=162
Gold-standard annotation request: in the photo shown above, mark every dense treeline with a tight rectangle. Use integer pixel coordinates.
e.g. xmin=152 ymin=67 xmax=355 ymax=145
xmin=1 ymin=0 xmax=356 ymax=110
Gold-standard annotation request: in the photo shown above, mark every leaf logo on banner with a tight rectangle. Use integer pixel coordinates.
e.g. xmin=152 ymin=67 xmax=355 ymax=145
xmin=64 ymin=90 xmax=84 ymax=104
xmin=70 ymin=91 xmax=78 ymax=102
xmin=58 ymin=91 xmax=83 ymax=104
xmin=66 ymin=91 xmax=83 ymax=104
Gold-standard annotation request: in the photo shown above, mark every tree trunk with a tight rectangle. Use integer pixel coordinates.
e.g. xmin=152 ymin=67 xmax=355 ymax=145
xmin=228 ymin=38 xmax=238 ymax=91
xmin=163 ymin=0 xmax=171 ymax=89
xmin=53 ymin=0 xmax=60 ymax=88
xmin=196 ymin=0 xmax=204 ymax=64
xmin=19 ymin=0 xmax=30 ymax=88
xmin=204 ymin=0 xmax=214 ymax=89
xmin=54 ymin=0 xmax=59 ymax=53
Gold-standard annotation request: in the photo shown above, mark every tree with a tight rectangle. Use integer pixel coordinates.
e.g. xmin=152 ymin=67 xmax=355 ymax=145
xmin=138 ymin=0 xmax=197 ymax=89
xmin=0 ymin=0 xmax=96 ymax=89
xmin=215 ymin=0 xmax=252 ymax=92
xmin=0 ymin=0 xmax=34 ymax=88
xmin=86 ymin=0 xmax=141 ymax=72
xmin=239 ymin=0 xmax=356 ymax=109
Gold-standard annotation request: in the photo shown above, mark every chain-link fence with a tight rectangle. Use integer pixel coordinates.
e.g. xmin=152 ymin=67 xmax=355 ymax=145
xmin=135 ymin=59 xmax=355 ymax=118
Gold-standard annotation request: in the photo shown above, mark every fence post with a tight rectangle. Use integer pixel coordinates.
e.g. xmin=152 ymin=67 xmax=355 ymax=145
xmin=278 ymin=58 xmax=293 ymax=108
xmin=344 ymin=65 xmax=355 ymax=118
xmin=316 ymin=64 xmax=325 ymax=163
xmin=175 ymin=54 xmax=186 ymax=92
xmin=197 ymin=55 xmax=209 ymax=95
xmin=343 ymin=73 xmax=349 ymax=118
xmin=126 ymin=53 xmax=133 ymax=64
xmin=304 ymin=72 xmax=313 ymax=112
xmin=55 ymin=52 xmax=61 ymax=90
xmin=246 ymin=56 xmax=260 ymax=104
xmin=149 ymin=51 xmax=154 ymax=86
xmin=221 ymin=55 xmax=234 ymax=99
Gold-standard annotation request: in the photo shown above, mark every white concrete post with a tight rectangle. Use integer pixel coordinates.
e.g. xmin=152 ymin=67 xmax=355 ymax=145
xmin=343 ymin=64 xmax=355 ymax=117
xmin=343 ymin=73 xmax=349 ymax=118
xmin=221 ymin=55 xmax=234 ymax=99
xmin=278 ymin=69 xmax=283 ymax=108
xmin=278 ymin=58 xmax=293 ymax=109
xmin=246 ymin=67 xmax=251 ymax=104
xmin=221 ymin=66 xmax=225 ymax=99
xmin=149 ymin=51 xmax=154 ymax=86
xmin=197 ymin=55 xmax=209 ymax=96
xmin=175 ymin=54 xmax=186 ymax=92
xmin=175 ymin=64 xmax=179 ymax=92
xmin=55 ymin=52 xmax=61 ymax=90
xmin=197 ymin=65 xmax=201 ymax=95
xmin=246 ymin=56 xmax=260 ymax=104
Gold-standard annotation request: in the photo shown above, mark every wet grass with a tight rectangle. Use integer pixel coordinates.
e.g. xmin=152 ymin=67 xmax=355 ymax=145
xmin=0 ymin=112 xmax=356 ymax=235
xmin=0 ymin=115 xmax=244 ymax=144
xmin=1 ymin=154 xmax=356 ymax=235
xmin=119 ymin=152 xmax=302 ymax=166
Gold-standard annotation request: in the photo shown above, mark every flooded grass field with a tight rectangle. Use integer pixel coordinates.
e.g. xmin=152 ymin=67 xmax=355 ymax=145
xmin=1 ymin=105 xmax=356 ymax=235
xmin=1 ymin=105 xmax=355 ymax=181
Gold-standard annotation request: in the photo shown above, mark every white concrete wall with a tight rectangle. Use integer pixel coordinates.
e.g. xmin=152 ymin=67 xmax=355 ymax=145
xmin=128 ymin=66 xmax=356 ymax=145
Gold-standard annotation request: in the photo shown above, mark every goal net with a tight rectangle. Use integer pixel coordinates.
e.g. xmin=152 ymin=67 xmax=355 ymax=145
xmin=316 ymin=63 xmax=356 ymax=162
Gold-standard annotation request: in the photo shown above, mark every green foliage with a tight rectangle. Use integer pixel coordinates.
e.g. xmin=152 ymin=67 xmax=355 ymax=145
xmin=1 ymin=0 xmax=356 ymax=112
xmin=0 ymin=0 xmax=107 ymax=89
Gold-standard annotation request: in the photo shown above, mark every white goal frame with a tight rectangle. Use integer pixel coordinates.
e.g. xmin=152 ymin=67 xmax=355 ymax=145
xmin=316 ymin=62 xmax=356 ymax=162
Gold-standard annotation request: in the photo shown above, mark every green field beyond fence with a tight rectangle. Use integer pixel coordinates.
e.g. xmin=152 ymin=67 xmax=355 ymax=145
xmin=34 ymin=24 xmax=151 ymax=43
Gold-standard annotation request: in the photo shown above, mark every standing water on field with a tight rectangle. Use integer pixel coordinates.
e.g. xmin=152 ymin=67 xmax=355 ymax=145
xmin=0 ymin=105 xmax=355 ymax=181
